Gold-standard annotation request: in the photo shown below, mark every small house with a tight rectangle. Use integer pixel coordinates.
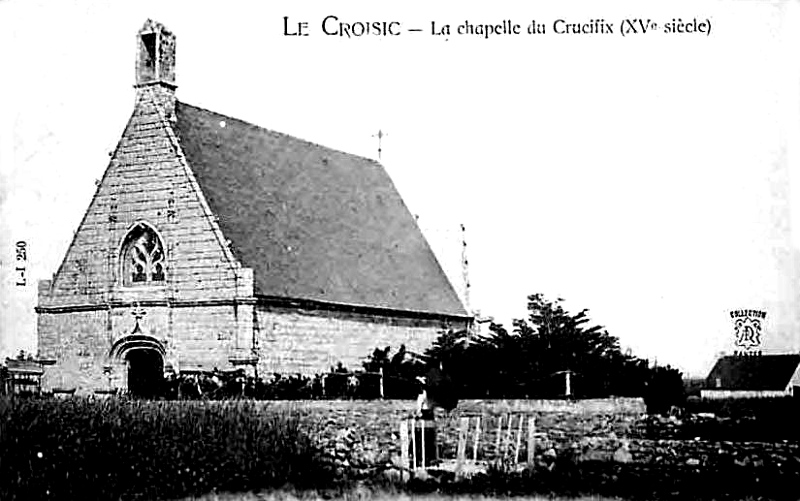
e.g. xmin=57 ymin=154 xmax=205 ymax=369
xmin=701 ymin=354 xmax=800 ymax=399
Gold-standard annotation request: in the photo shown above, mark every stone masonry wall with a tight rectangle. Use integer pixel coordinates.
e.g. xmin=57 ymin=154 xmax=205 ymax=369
xmin=170 ymin=304 xmax=251 ymax=372
xmin=38 ymin=310 xmax=108 ymax=391
xmin=38 ymin=303 xmax=248 ymax=394
xmin=256 ymin=305 xmax=470 ymax=375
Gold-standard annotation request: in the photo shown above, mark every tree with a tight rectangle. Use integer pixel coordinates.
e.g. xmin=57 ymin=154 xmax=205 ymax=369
xmin=423 ymin=293 xmax=678 ymax=401
xmin=360 ymin=293 xmax=685 ymax=411
xmin=492 ymin=293 xmax=652 ymax=398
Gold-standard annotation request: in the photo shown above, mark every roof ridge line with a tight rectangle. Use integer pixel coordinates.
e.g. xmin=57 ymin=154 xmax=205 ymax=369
xmin=153 ymin=92 xmax=244 ymax=278
xmin=177 ymin=100 xmax=383 ymax=166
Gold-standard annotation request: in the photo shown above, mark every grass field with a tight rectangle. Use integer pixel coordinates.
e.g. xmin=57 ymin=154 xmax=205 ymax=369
xmin=0 ymin=397 xmax=333 ymax=501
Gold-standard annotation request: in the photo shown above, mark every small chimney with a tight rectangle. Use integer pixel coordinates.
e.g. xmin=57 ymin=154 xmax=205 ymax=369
xmin=135 ymin=20 xmax=176 ymax=116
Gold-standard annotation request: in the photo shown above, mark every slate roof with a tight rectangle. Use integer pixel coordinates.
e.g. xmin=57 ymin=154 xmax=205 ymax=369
xmin=172 ymin=101 xmax=467 ymax=318
xmin=705 ymin=354 xmax=800 ymax=391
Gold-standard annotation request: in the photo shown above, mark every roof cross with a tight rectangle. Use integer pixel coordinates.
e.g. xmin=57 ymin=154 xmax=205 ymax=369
xmin=372 ymin=129 xmax=387 ymax=160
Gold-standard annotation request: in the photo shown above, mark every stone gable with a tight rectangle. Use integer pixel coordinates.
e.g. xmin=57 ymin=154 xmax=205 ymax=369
xmin=38 ymin=85 xmax=253 ymax=309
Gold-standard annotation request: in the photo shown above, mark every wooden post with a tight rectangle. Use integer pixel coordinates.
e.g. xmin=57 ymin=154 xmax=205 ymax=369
xmin=400 ymin=419 xmax=409 ymax=480
xmin=504 ymin=413 xmax=514 ymax=460
xmin=527 ymin=415 xmax=536 ymax=467
xmin=472 ymin=416 xmax=481 ymax=462
xmin=411 ymin=419 xmax=417 ymax=470
xmin=420 ymin=418 xmax=426 ymax=468
xmin=514 ymin=413 xmax=524 ymax=464
xmin=455 ymin=417 xmax=469 ymax=477
xmin=379 ymin=367 xmax=384 ymax=399
xmin=494 ymin=414 xmax=503 ymax=461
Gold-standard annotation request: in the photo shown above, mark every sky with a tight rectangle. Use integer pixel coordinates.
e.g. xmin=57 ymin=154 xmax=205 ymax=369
xmin=1 ymin=0 xmax=799 ymax=377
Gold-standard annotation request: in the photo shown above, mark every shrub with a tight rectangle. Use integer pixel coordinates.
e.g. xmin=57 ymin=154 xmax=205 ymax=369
xmin=680 ymin=396 xmax=800 ymax=441
xmin=644 ymin=365 xmax=686 ymax=415
xmin=0 ymin=396 xmax=333 ymax=501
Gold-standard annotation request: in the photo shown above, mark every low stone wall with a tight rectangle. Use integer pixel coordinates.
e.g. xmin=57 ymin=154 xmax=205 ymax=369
xmin=455 ymin=397 xmax=646 ymax=415
xmin=253 ymin=399 xmax=800 ymax=478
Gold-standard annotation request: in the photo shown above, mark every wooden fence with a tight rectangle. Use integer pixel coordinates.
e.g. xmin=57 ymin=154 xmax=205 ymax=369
xmin=398 ymin=412 xmax=540 ymax=479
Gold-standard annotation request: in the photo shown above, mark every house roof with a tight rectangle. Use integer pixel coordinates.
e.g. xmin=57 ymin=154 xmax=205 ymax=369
xmin=705 ymin=354 xmax=800 ymax=391
xmin=172 ymin=101 xmax=468 ymax=318
xmin=5 ymin=359 xmax=45 ymax=375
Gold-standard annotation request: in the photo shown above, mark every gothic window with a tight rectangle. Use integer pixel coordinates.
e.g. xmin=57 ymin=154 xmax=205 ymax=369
xmin=121 ymin=223 xmax=166 ymax=286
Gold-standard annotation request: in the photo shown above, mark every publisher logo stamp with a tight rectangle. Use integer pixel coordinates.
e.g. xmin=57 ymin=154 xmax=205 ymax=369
xmin=730 ymin=309 xmax=766 ymax=353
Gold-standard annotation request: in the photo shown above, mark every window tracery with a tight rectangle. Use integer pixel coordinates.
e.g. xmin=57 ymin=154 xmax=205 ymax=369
xmin=121 ymin=224 xmax=166 ymax=286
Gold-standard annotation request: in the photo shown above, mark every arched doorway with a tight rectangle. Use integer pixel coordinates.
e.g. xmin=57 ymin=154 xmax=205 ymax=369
xmin=110 ymin=333 xmax=167 ymax=398
xmin=126 ymin=349 xmax=164 ymax=398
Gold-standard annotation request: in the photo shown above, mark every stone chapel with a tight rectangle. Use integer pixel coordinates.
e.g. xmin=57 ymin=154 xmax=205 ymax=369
xmin=36 ymin=20 xmax=471 ymax=395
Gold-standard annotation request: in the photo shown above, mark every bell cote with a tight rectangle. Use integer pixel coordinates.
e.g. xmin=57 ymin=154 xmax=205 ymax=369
xmin=135 ymin=20 xmax=176 ymax=90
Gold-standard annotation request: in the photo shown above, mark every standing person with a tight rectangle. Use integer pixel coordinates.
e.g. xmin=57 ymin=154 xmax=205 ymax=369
xmin=416 ymin=376 xmax=434 ymax=418
xmin=414 ymin=376 xmax=437 ymax=466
